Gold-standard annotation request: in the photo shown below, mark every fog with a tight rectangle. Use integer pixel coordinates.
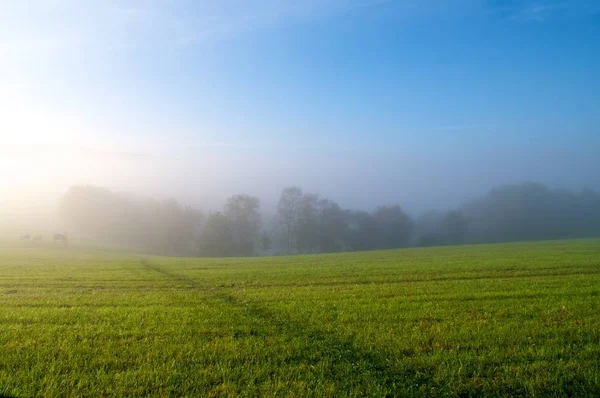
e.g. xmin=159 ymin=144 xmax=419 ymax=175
xmin=2 ymin=1 xmax=599 ymax=249
xmin=2 ymin=140 xmax=599 ymax=241
xmin=2 ymin=139 xmax=599 ymax=207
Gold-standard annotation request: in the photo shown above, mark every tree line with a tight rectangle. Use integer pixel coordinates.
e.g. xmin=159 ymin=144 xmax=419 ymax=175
xmin=60 ymin=182 xmax=600 ymax=257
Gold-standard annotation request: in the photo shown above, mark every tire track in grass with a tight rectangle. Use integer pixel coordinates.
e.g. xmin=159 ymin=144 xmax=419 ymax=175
xmin=140 ymin=260 xmax=445 ymax=396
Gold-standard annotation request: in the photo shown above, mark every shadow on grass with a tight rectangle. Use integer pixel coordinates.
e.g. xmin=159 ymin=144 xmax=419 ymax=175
xmin=141 ymin=260 xmax=447 ymax=396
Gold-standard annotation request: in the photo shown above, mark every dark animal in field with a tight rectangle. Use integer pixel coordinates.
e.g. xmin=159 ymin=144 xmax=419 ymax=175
xmin=53 ymin=234 xmax=68 ymax=245
xmin=32 ymin=235 xmax=42 ymax=243
xmin=20 ymin=234 xmax=31 ymax=241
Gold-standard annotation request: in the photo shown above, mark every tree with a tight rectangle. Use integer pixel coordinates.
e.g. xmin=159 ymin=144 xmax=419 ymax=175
xmin=372 ymin=205 xmax=414 ymax=249
xmin=295 ymin=193 xmax=320 ymax=253
xmin=444 ymin=211 xmax=467 ymax=245
xmin=414 ymin=211 xmax=445 ymax=238
xmin=416 ymin=232 xmax=446 ymax=247
xmin=345 ymin=210 xmax=378 ymax=251
xmin=276 ymin=187 xmax=303 ymax=254
xmin=463 ymin=183 xmax=574 ymax=243
xmin=60 ymin=185 xmax=204 ymax=256
xmin=198 ymin=212 xmax=235 ymax=257
xmin=224 ymin=194 xmax=261 ymax=256
xmin=317 ymin=198 xmax=348 ymax=253
xmin=261 ymin=231 xmax=272 ymax=253
xmin=155 ymin=199 xmax=186 ymax=255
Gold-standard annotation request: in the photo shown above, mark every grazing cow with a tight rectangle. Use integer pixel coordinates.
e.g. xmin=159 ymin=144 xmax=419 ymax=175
xmin=20 ymin=234 xmax=31 ymax=241
xmin=53 ymin=234 xmax=68 ymax=245
xmin=32 ymin=235 xmax=42 ymax=243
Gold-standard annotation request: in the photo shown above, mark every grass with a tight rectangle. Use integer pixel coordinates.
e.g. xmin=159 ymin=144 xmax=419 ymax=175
xmin=0 ymin=239 xmax=599 ymax=397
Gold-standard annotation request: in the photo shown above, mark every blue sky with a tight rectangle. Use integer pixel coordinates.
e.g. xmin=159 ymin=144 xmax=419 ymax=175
xmin=1 ymin=0 xmax=599 ymax=213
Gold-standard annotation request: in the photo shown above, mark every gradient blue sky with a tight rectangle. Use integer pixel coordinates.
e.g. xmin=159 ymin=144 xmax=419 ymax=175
xmin=1 ymin=0 xmax=599 ymax=213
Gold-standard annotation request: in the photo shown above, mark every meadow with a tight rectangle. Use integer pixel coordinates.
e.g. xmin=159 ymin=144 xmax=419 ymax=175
xmin=0 ymin=239 xmax=599 ymax=397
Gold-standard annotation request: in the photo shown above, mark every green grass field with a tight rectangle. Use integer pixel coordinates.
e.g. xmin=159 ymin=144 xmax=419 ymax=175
xmin=0 ymin=239 xmax=599 ymax=397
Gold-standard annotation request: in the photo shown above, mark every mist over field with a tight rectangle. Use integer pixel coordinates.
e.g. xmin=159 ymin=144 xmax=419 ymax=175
xmin=2 ymin=143 xmax=599 ymax=231
xmin=1 ymin=0 xmax=599 ymax=250
xmin=2 ymin=139 xmax=600 ymax=218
